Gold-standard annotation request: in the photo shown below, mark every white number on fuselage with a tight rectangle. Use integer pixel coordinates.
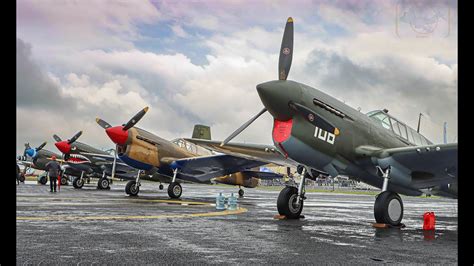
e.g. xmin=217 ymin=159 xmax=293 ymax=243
xmin=314 ymin=127 xmax=335 ymax=145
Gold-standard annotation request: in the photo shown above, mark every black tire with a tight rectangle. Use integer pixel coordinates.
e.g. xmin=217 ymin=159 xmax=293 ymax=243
xmin=19 ymin=174 xmax=26 ymax=183
xmin=374 ymin=191 xmax=404 ymax=226
xmin=159 ymin=184 xmax=164 ymax=190
xmin=72 ymin=177 xmax=84 ymax=189
xmin=125 ymin=181 xmax=139 ymax=196
xmin=97 ymin=178 xmax=110 ymax=190
xmin=168 ymin=182 xmax=182 ymax=199
xmin=238 ymin=189 xmax=244 ymax=197
xmin=60 ymin=176 xmax=68 ymax=186
xmin=277 ymin=186 xmax=303 ymax=219
xmin=39 ymin=176 xmax=48 ymax=185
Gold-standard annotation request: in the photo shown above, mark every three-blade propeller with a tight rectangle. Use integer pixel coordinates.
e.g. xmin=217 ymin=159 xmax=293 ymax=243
xmin=220 ymin=17 xmax=294 ymax=146
xmin=96 ymin=107 xmax=149 ymax=131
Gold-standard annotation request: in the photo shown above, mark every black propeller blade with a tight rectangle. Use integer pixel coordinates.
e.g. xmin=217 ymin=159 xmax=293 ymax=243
xmin=123 ymin=107 xmax=149 ymax=131
xmin=68 ymin=131 xmax=83 ymax=144
xmin=278 ymin=17 xmax=294 ymax=80
xmin=289 ymin=102 xmax=339 ymax=135
xmin=53 ymin=134 xmax=62 ymax=142
xmin=221 ymin=18 xmax=295 ymax=146
xmin=96 ymin=118 xmax=112 ymax=129
xmin=220 ymin=108 xmax=267 ymax=146
xmin=35 ymin=142 xmax=47 ymax=151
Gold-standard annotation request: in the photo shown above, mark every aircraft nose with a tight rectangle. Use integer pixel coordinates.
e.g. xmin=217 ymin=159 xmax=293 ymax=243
xmin=55 ymin=141 xmax=71 ymax=154
xmin=105 ymin=126 xmax=129 ymax=145
xmin=256 ymin=80 xmax=301 ymax=121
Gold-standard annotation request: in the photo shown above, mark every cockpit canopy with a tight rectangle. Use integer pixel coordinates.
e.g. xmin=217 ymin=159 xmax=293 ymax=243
xmin=171 ymin=138 xmax=213 ymax=156
xmin=366 ymin=110 xmax=432 ymax=146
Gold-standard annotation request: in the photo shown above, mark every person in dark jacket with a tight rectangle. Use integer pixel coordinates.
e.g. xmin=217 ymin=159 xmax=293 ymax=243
xmin=16 ymin=164 xmax=20 ymax=185
xmin=45 ymin=156 xmax=61 ymax=192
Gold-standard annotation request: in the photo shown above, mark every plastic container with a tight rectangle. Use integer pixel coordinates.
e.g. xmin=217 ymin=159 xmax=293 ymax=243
xmin=216 ymin=192 xmax=226 ymax=210
xmin=423 ymin=212 xmax=436 ymax=230
xmin=227 ymin=193 xmax=238 ymax=210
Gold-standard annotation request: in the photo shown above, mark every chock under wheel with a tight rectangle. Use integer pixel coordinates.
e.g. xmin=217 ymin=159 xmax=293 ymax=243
xmin=273 ymin=214 xmax=305 ymax=220
xmin=372 ymin=223 xmax=406 ymax=229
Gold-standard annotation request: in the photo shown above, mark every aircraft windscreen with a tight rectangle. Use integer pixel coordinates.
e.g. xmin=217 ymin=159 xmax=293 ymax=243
xmin=171 ymin=138 xmax=213 ymax=156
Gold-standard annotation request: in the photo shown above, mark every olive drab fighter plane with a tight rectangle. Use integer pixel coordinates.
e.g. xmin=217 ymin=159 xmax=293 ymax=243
xmin=94 ymin=107 xmax=283 ymax=198
xmin=17 ymin=142 xmax=84 ymax=185
xmin=185 ymin=17 xmax=458 ymax=226
xmin=53 ymin=131 xmax=143 ymax=190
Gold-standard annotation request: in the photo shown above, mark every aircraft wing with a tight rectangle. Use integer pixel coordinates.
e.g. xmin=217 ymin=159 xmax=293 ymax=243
xmin=183 ymin=138 xmax=298 ymax=167
xmin=169 ymin=154 xmax=271 ymax=183
xmin=359 ymin=143 xmax=457 ymax=189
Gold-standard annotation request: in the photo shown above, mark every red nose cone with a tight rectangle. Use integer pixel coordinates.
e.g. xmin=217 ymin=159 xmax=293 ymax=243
xmin=55 ymin=141 xmax=71 ymax=154
xmin=106 ymin=126 xmax=129 ymax=145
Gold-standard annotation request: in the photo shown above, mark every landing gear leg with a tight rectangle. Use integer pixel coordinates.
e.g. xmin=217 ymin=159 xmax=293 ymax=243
xmin=125 ymin=170 xmax=141 ymax=196
xmin=374 ymin=166 xmax=404 ymax=226
xmin=277 ymin=167 xmax=306 ymax=219
xmin=73 ymin=171 xmax=85 ymax=189
xmin=168 ymin=169 xmax=182 ymax=199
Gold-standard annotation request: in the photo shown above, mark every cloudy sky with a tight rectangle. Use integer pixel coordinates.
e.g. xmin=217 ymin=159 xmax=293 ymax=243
xmin=16 ymin=0 xmax=457 ymax=155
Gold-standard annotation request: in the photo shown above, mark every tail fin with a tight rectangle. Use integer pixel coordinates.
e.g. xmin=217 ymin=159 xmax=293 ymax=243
xmin=192 ymin=125 xmax=211 ymax=140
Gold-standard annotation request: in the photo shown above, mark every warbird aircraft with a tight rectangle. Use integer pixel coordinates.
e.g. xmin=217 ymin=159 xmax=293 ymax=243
xmin=95 ymin=107 xmax=282 ymax=198
xmin=17 ymin=142 xmax=83 ymax=185
xmin=53 ymin=131 xmax=142 ymax=190
xmin=186 ymin=17 xmax=457 ymax=226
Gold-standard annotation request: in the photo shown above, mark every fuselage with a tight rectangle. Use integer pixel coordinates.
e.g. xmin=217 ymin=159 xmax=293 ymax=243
xmin=257 ymin=80 xmax=455 ymax=196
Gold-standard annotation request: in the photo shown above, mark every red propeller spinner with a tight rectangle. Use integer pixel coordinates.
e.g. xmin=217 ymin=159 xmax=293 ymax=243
xmin=54 ymin=141 xmax=71 ymax=154
xmin=96 ymin=106 xmax=149 ymax=146
xmin=105 ymin=126 xmax=129 ymax=145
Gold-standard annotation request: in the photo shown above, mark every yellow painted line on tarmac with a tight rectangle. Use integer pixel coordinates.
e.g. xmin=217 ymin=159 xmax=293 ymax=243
xmin=17 ymin=207 xmax=248 ymax=221
xmin=17 ymin=197 xmax=213 ymax=205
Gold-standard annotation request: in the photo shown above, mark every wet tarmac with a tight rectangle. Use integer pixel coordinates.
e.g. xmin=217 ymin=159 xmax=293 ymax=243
xmin=17 ymin=180 xmax=458 ymax=264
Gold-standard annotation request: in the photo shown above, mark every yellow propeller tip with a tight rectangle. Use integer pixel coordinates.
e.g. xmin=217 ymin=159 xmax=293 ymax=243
xmin=95 ymin=117 xmax=100 ymax=122
xmin=144 ymin=106 xmax=149 ymax=112
xmin=287 ymin=17 xmax=293 ymax=23
xmin=334 ymin=128 xmax=340 ymax=136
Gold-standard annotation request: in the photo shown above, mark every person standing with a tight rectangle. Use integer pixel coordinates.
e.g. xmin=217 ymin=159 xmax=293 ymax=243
xmin=45 ymin=156 xmax=61 ymax=192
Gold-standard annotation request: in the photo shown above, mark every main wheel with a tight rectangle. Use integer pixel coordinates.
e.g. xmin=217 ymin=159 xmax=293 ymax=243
xmin=374 ymin=191 xmax=404 ymax=226
xmin=125 ymin=180 xmax=139 ymax=196
xmin=39 ymin=176 xmax=48 ymax=185
xmin=277 ymin=186 xmax=303 ymax=219
xmin=60 ymin=176 xmax=68 ymax=186
xmin=238 ymin=189 xmax=244 ymax=197
xmin=72 ymin=177 xmax=84 ymax=189
xmin=168 ymin=182 xmax=182 ymax=199
xmin=97 ymin=178 xmax=110 ymax=190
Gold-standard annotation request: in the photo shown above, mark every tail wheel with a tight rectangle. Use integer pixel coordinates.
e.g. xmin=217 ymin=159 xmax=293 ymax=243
xmin=374 ymin=191 xmax=404 ymax=226
xmin=60 ymin=176 xmax=68 ymax=185
xmin=72 ymin=177 xmax=84 ymax=189
xmin=277 ymin=186 xmax=303 ymax=219
xmin=19 ymin=174 xmax=26 ymax=183
xmin=97 ymin=178 xmax=110 ymax=190
xmin=238 ymin=189 xmax=244 ymax=197
xmin=168 ymin=182 xmax=182 ymax=199
xmin=159 ymin=184 xmax=164 ymax=190
xmin=125 ymin=180 xmax=139 ymax=196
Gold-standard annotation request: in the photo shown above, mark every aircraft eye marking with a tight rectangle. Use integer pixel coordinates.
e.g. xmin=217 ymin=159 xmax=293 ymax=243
xmin=282 ymin=47 xmax=290 ymax=55
xmin=308 ymin=113 xmax=314 ymax=122
xmin=314 ymin=127 xmax=336 ymax=145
